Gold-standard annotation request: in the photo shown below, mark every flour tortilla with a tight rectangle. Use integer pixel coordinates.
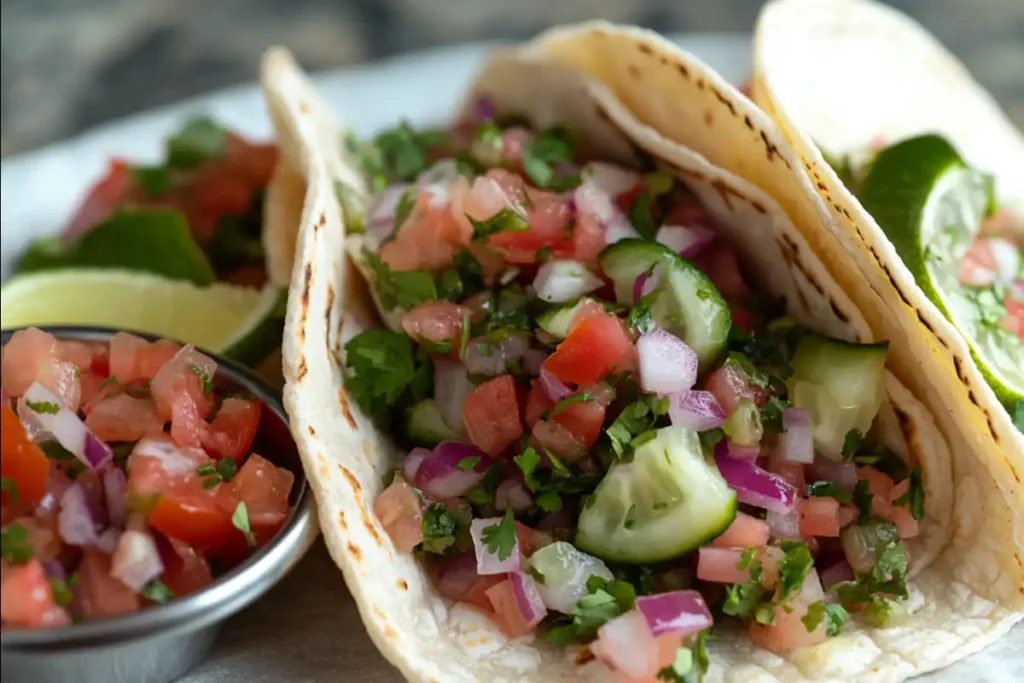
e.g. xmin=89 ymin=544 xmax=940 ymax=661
xmin=260 ymin=25 xmax=1021 ymax=683
xmin=750 ymin=0 xmax=1024 ymax=503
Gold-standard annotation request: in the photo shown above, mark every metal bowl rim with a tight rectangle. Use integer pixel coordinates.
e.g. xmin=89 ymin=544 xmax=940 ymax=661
xmin=0 ymin=325 xmax=316 ymax=652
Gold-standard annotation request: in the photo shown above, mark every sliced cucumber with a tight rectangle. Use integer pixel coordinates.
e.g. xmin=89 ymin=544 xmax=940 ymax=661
xmin=598 ymin=239 xmax=731 ymax=369
xmin=575 ymin=426 xmax=737 ymax=564
xmin=536 ymin=298 xmax=596 ymax=340
xmin=787 ymin=335 xmax=889 ymax=461
xmin=404 ymin=399 xmax=461 ymax=447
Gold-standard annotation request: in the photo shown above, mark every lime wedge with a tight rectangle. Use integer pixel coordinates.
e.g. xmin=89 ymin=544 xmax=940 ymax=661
xmin=0 ymin=269 xmax=285 ymax=366
xmin=859 ymin=134 xmax=1022 ymax=406
xmin=17 ymin=209 xmax=216 ymax=285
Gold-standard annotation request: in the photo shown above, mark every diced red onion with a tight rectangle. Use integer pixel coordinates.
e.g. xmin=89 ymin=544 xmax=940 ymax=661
xmin=819 ymin=559 xmax=855 ymax=587
xmin=434 ymin=360 xmax=473 ymax=434
xmin=96 ymin=527 xmax=122 ymax=554
xmin=367 ymin=183 xmax=412 ymax=240
xmin=433 ymin=551 xmax=482 ymax=602
xmin=727 ymin=441 xmax=762 ymax=462
xmin=536 ymin=505 xmax=577 ymax=531
xmin=495 ymin=479 xmax=533 ymax=513
xmin=637 ymin=328 xmax=698 ymax=395
xmin=463 ymin=332 xmax=529 ymax=376
xmin=510 ymin=570 xmax=547 ymax=627
xmin=22 ymin=381 xmax=111 ymax=469
xmin=111 ymin=529 xmax=165 ymax=592
xmin=656 ymin=224 xmax=716 ymax=259
xmin=414 ymin=442 xmax=493 ymax=500
xmin=631 ymin=269 xmax=662 ymax=304
xmin=767 ymin=508 xmax=801 ymax=540
xmin=471 ymin=517 xmax=521 ymax=575
xmin=539 ymin=368 xmax=574 ymax=402
xmin=807 ymin=457 xmax=859 ymax=491
xmin=594 ymin=610 xmax=658 ymax=680
xmin=668 ymin=390 xmax=726 ymax=431
xmin=102 ymin=467 xmax=128 ymax=529
xmin=715 ymin=451 xmax=798 ymax=514
xmin=635 ymin=590 xmax=713 ymax=637
xmin=777 ymin=408 xmax=814 ymax=464
xmin=533 ymin=259 xmax=603 ymax=303
xmin=523 ymin=348 xmax=547 ymax=377
xmin=473 ymin=96 xmax=495 ymax=122
xmin=58 ymin=483 xmax=102 ymax=546
xmin=41 ymin=559 xmax=66 ymax=580
xmin=402 ymin=447 xmax=432 ymax=484
xmin=35 ymin=469 xmax=73 ymax=517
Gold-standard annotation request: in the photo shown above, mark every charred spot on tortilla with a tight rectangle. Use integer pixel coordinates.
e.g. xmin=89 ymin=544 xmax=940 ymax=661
xmin=676 ymin=62 xmax=690 ymax=79
xmin=696 ymin=77 xmax=706 ymax=91
xmin=743 ymin=114 xmax=754 ymax=130
xmin=636 ymin=42 xmax=653 ymax=55
xmin=750 ymin=199 xmax=767 ymax=214
xmin=362 ymin=507 xmax=384 ymax=546
xmin=703 ymin=111 xmax=714 ymax=128
xmin=347 ymin=540 xmax=361 ymax=561
xmin=339 ymin=463 xmax=363 ymax=494
xmin=338 ymin=510 xmax=348 ymax=530
xmin=397 ymin=579 xmax=408 ymax=591
xmin=324 ymin=282 xmax=336 ymax=341
xmin=711 ymin=87 xmax=737 ymax=116
xmin=307 ymin=425 xmax=317 ymax=437
xmin=914 ymin=309 xmax=937 ymax=336
xmin=575 ymin=648 xmax=597 ymax=666
xmin=627 ymin=64 xmax=641 ymax=79
xmin=338 ymin=387 xmax=357 ymax=429
xmin=759 ymin=130 xmax=788 ymax=166
xmin=830 ymin=299 xmax=851 ymax=323
xmin=295 ymin=355 xmax=308 ymax=381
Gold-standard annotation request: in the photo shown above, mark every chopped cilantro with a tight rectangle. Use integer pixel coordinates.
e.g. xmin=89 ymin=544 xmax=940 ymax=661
xmin=131 ymin=165 xmax=172 ymax=197
xmin=1 ymin=524 xmax=33 ymax=563
xmin=189 ymin=364 xmax=214 ymax=394
xmin=853 ymin=446 xmax=910 ymax=481
xmin=418 ymin=338 xmax=454 ymax=354
xmin=842 ymin=429 xmax=865 ymax=459
xmin=623 ymin=504 xmax=637 ymax=529
xmin=627 ymin=290 xmax=659 ymax=334
xmin=521 ymin=127 xmax=576 ymax=189
xmin=723 ymin=554 xmax=766 ymax=620
xmin=468 ymin=208 xmax=529 ymax=240
xmin=420 ymin=504 xmax=459 ymax=554
xmin=344 ymin=329 xmax=432 ymax=422
xmin=513 ymin=448 xmax=542 ymax=491
xmin=759 ymin=396 xmax=790 ymax=436
xmin=606 ymin=394 xmax=665 ymax=459
xmin=853 ymin=479 xmax=873 ymax=524
xmin=552 ymin=391 xmax=594 ymax=416
xmin=166 ymin=118 xmax=228 ymax=169
xmin=543 ymin=575 xmax=638 ymax=644
xmin=861 ymin=595 xmax=909 ymax=627
xmin=390 ymin=187 xmax=418 ymax=237
xmin=231 ymin=501 xmax=257 ymax=548
xmin=1 ymin=477 xmax=19 ymax=503
xmin=456 ymin=456 xmax=481 ymax=471
xmin=725 ymin=352 xmax=770 ymax=388
xmin=363 ymin=250 xmax=437 ymax=311
xmin=699 ymin=428 xmax=725 ymax=452
xmin=535 ymin=245 xmax=553 ymax=263
xmin=99 ymin=375 xmax=120 ymax=390
xmin=627 ymin=172 xmax=675 ymax=240
xmin=481 ymin=507 xmax=517 ymax=561
xmin=776 ymin=541 xmax=814 ymax=603
xmin=372 ymin=122 xmax=446 ymax=181
xmin=24 ymin=399 xmax=60 ymax=415
xmin=806 ymin=481 xmax=853 ymax=504
xmin=657 ymin=647 xmax=693 ymax=681
xmin=49 ymin=577 xmax=75 ymax=607
xmin=693 ymin=630 xmax=710 ymax=674
xmin=535 ymin=489 xmax=563 ymax=513
xmin=893 ymin=468 xmax=925 ymax=522
xmin=141 ymin=579 xmax=175 ymax=603
xmin=801 ymin=600 xmax=849 ymax=635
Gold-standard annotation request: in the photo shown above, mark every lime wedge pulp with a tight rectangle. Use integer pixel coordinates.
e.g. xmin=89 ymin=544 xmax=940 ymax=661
xmin=0 ymin=269 xmax=285 ymax=366
xmin=858 ymin=134 xmax=1023 ymax=406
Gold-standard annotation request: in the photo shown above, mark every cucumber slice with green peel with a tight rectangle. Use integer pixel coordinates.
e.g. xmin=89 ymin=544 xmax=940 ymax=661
xmin=787 ymin=335 xmax=889 ymax=461
xmin=858 ymin=134 xmax=1023 ymax=408
xmin=536 ymin=298 xmax=597 ymax=340
xmin=598 ymin=239 xmax=731 ymax=370
xmin=404 ymin=399 xmax=461 ymax=446
xmin=575 ymin=426 xmax=737 ymax=564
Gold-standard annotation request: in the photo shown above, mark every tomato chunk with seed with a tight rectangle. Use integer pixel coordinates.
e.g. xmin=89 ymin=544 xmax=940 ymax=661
xmin=84 ymin=394 xmax=165 ymax=442
xmin=485 ymin=579 xmax=535 ymax=637
xmin=0 ymin=559 xmax=71 ymax=629
xmin=76 ymin=549 xmax=142 ymax=619
xmin=462 ymin=375 xmax=523 ymax=457
xmin=227 ymin=454 xmax=293 ymax=538
xmin=373 ymin=478 xmax=424 ymax=553
xmin=1 ymin=404 xmax=50 ymax=506
xmin=201 ymin=398 xmax=261 ymax=462
xmin=543 ymin=314 xmax=634 ymax=386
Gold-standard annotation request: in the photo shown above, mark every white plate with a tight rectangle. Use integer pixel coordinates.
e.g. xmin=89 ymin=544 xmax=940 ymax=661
xmin=1 ymin=33 xmax=1019 ymax=683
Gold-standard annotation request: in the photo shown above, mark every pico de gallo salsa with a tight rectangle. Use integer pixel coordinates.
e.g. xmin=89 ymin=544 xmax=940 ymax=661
xmin=17 ymin=118 xmax=277 ymax=288
xmin=0 ymin=328 xmax=294 ymax=629
xmin=342 ymin=110 xmax=926 ymax=680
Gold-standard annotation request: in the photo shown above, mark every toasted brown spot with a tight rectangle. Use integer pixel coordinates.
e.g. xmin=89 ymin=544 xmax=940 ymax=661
xmin=362 ymin=507 xmax=383 ymax=546
xmin=339 ymin=464 xmax=363 ymax=494
xmin=711 ymin=88 xmax=737 ymax=115
xmin=398 ymin=579 xmax=409 ymax=591
xmin=362 ymin=440 xmax=373 ymax=458
xmin=817 ymin=181 xmax=828 ymax=191
xmin=703 ymin=111 xmax=713 ymax=128
xmin=627 ymin=64 xmax=641 ymax=78
xmin=696 ymin=78 xmax=706 ymax=91
xmin=677 ymin=62 xmax=690 ymax=79
xmin=954 ymin=356 xmax=967 ymax=383
xmin=347 ymin=541 xmax=361 ymax=560
xmin=307 ymin=425 xmax=316 ymax=437
xmin=295 ymin=356 xmax=308 ymax=381
xmin=338 ymin=510 xmax=348 ymax=530
xmin=576 ymin=647 xmax=597 ymax=666
xmin=324 ymin=283 xmax=336 ymax=345
xmin=594 ymin=102 xmax=612 ymax=124
xmin=710 ymin=178 xmax=747 ymax=210
xmin=743 ymin=114 xmax=754 ymax=130
xmin=829 ymin=299 xmax=851 ymax=323
xmin=299 ymin=101 xmax=310 ymax=114
xmin=759 ymin=130 xmax=787 ymax=166
xmin=338 ymin=388 xmax=357 ymax=429
xmin=637 ymin=42 xmax=653 ymax=55
xmin=968 ymin=390 xmax=977 ymax=404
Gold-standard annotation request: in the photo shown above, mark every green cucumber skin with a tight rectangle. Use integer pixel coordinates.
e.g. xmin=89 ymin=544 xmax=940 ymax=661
xmin=405 ymin=399 xmax=460 ymax=446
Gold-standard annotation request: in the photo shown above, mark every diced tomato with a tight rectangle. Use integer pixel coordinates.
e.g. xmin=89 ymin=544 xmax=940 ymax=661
xmin=1 ymin=328 xmax=80 ymax=410
xmin=543 ymin=313 xmax=635 ymax=386
xmin=515 ymin=523 xmax=553 ymax=559
xmin=462 ymin=375 xmax=523 ymax=457
xmin=704 ymin=361 xmax=767 ymax=415
xmin=373 ymin=478 xmax=424 ymax=554
xmin=729 ymin=303 xmax=757 ymax=333
xmin=1004 ymin=289 xmax=1023 ymax=339
xmin=76 ymin=548 xmax=142 ymax=619
xmin=696 ymin=546 xmax=782 ymax=587
xmin=110 ymin=333 xmax=181 ymax=384
xmin=84 ymin=394 xmax=165 ymax=442
xmin=0 ymin=559 xmax=71 ymax=629
xmin=523 ymin=380 xmax=554 ymax=427
xmin=472 ymin=170 xmax=574 ymax=263
xmin=530 ymin=419 xmax=585 ymax=461
xmin=380 ymin=187 xmax=472 ymax=271
xmin=485 ymin=579 xmax=536 ymax=637
xmin=159 ymin=537 xmax=214 ymax=596
xmin=63 ymin=158 xmax=135 ymax=239
xmin=201 ymin=398 xmax=261 ymax=462
xmin=884 ymin=505 xmax=921 ymax=539
xmin=151 ymin=345 xmax=216 ymax=445
xmin=551 ymin=398 xmax=607 ymax=448
xmin=838 ymin=504 xmax=859 ymax=528
xmin=958 ymin=239 xmax=997 ymax=287
xmin=591 ymin=610 xmax=658 ymax=680
xmin=693 ymin=244 xmax=749 ymax=302
xmin=400 ymin=301 xmax=468 ymax=353
xmin=748 ymin=569 xmax=828 ymax=654
xmin=1 ymin=405 xmax=50 ymax=507
xmin=59 ymin=341 xmax=96 ymax=373
xmin=223 ymin=266 xmax=269 ymax=288
xmin=227 ymin=454 xmax=293 ymax=535
xmin=858 ymin=466 xmax=895 ymax=517
xmin=799 ymin=497 xmax=841 ymax=537
xmin=766 ymin=451 xmax=806 ymax=492
xmin=570 ymin=210 xmax=607 ymax=265
xmin=713 ymin=512 xmax=770 ymax=548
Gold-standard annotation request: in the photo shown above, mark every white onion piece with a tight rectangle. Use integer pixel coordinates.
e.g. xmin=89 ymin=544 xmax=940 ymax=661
xmin=433 ymin=359 xmax=473 ymax=434
xmin=581 ymin=162 xmax=642 ymax=198
xmin=767 ymin=508 xmax=801 ymax=540
xmin=57 ymin=483 xmax=102 ymax=546
xmin=593 ymin=610 xmax=658 ymax=680
xmin=463 ymin=332 xmax=529 ymax=376
xmin=510 ymin=571 xmax=547 ymax=628
xmin=22 ymin=382 xmax=111 ymax=469
xmin=539 ymin=368 xmax=573 ymax=402
xmin=111 ymin=529 xmax=165 ymax=592
xmin=533 ymin=260 xmax=604 ymax=303
xmin=668 ymin=391 xmax=726 ymax=431
xmin=604 ymin=217 xmax=641 ymax=245
xmin=130 ymin=437 xmax=196 ymax=476
xmin=495 ymin=479 xmax=533 ymax=513
xmin=807 ymin=458 xmax=858 ymax=491
xmin=777 ymin=408 xmax=814 ymax=463
xmin=526 ymin=541 xmax=613 ymax=614
xmin=635 ymin=590 xmax=713 ymax=637
xmin=96 ymin=527 xmax=121 ymax=554
xmin=103 ymin=467 xmax=128 ymax=529
xmin=990 ymin=237 xmax=1020 ymax=282
xmin=656 ymin=224 xmax=715 ymax=258
xmin=417 ymin=159 xmax=461 ymax=187
xmin=402 ymin=447 xmax=431 ymax=483
xmin=367 ymin=183 xmax=412 ymax=240
xmin=470 ymin=517 xmax=521 ymax=575
xmin=637 ymin=329 xmax=698 ymax=395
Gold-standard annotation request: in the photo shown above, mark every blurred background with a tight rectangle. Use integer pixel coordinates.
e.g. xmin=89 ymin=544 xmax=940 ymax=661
xmin=1 ymin=0 xmax=1021 ymax=157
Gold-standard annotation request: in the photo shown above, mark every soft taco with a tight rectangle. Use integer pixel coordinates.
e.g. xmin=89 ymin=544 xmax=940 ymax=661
xmin=750 ymin=0 xmax=1023 ymax=477
xmin=260 ymin=22 xmax=1021 ymax=683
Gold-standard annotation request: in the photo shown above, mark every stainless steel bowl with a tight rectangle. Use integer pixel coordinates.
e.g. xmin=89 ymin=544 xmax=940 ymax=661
xmin=1 ymin=326 xmax=318 ymax=683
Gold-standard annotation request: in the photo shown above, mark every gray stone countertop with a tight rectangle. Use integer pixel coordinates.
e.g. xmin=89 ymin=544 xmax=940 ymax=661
xmin=1 ymin=0 xmax=1021 ymax=157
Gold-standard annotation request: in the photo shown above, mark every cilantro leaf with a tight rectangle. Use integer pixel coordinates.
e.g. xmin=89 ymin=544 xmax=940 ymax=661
xmin=801 ymin=600 xmax=849 ymax=635
xmin=522 ymin=127 xmax=576 ymax=189
xmin=363 ymin=250 xmax=437 ymax=311
xmin=49 ymin=577 xmax=75 ymax=607
xmin=627 ymin=290 xmax=659 ymax=335
xmin=131 ymin=165 xmax=172 ymax=197
xmin=853 ymin=479 xmax=873 ymax=524
xmin=231 ymin=501 xmax=257 ymax=548
xmin=372 ymin=122 xmax=445 ymax=181
xmin=1 ymin=477 xmax=19 ymax=503
xmin=24 ymin=399 xmax=60 ymax=415
xmin=513 ymin=448 xmax=542 ymax=491
xmin=606 ymin=395 xmax=663 ymax=459
xmin=457 ymin=457 xmax=481 ymax=471
xmin=420 ymin=504 xmax=459 ymax=554
xmin=141 ymin=579 xmax=175 ymax=603
xmin=189 ymin=364 xmax=214 ymax=394
xmin=627 ymin=172 xmax=675 ymax=240
xmin=723 ymin=548 xmax=766 ymax=620
xmin=481 ymin=507 xmax=517 ymax=561
xmin=535 ymin=489 xmax=563 ymax=512
xmin=657 ymin=647 xmax=693 ymax=681
xmin=759 ymin=396 xmax=791 ymax=436
xmin=390 ymin=187 xmax=418 ymax=238
xmin=1 ymin=524 xmax=33 ymax=563
xmin=893 ymin=468 xmax=925 ymax=522
xmin=167 ymin=118 xmax=228 ymax=169
xmin=861 ymin=595 xmax=909 ymax=627
xmin=842 ymin=429 xmax=864 ymax=459
xmin=468 ymin=208 xmax=529 ymax=240
xmin=552 ymin=391 xmax=594 ymax=416
xmin=345 ymin=329 xmax=431 ymax=421
xmin=806 ymin=480 xmax=853 ymax=504
xmin=776 ymin=541 xmax=814 ymax=603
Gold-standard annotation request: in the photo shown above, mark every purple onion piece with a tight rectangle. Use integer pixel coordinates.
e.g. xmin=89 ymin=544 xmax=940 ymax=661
xmin=414 ymin=442 xmax=493 ymax=500
xmin=111 ymin=529 xmax=165 ymax=592
xmin=539 ymin=368 xmax=573 ymax=402
xmin=510 ymin=570 xmax=547 ymax=627
xmin=473 ymin=95 xmax=495 ymax=122
xmin=22 ymin=381 xmax=111 ymax=470
xmin=668 ymin=390 xmax=726 ymax=431
xmin=103 ymin=467 xmax=128 ymax=529
xmin=635 ymin=590 xmax=713 ymax=637
xmin=714 ymin=451 xmax=798 ymax=514
xmin=58 ymin=483 xmax=102 ymax=546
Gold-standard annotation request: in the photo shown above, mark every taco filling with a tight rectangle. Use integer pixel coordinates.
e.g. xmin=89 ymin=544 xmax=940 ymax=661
xmin=342 ymin=115 xmax=925 ymax=680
